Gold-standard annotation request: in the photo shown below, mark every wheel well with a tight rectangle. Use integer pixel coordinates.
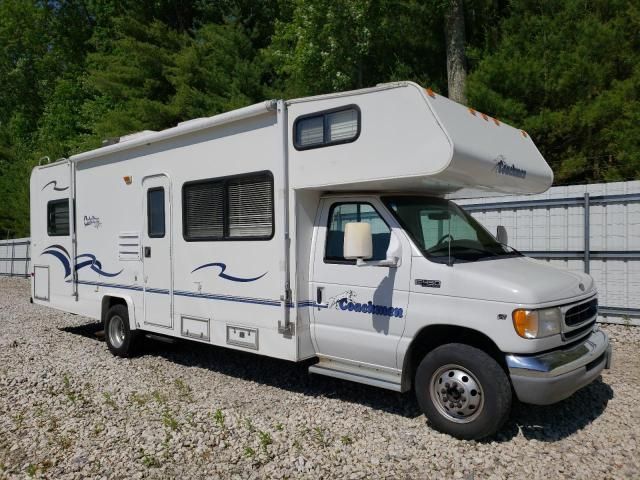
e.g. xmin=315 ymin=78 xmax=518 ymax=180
xmin=101 ymin=296 xmax=128 ymax=324
xmin=401 ymin=325 xmax=506 ymax=392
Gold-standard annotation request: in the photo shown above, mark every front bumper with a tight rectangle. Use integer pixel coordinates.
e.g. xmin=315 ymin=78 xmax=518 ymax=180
xmin=506 ymin=329 xmax=611 ymax=405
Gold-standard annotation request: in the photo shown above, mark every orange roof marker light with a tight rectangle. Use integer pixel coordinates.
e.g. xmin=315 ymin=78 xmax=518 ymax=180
xmin=521 ymin=130 xmax=528 ymax=138
xmin=481 ymin=113 xmax=489 ymax=121
xmin=493 ymin=118 xmax=501 ymax=126
xmin=425 ymin=88 xmax=436 ymax=98
xmin=468 ymin=108 xmax=477 ymax=116
xmin=123 ymin=176 xmax=133 ymax=185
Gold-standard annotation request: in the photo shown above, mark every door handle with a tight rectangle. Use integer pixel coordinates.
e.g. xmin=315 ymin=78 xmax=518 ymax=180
xmin=316 ymin=286 xmax=323 ymax=304
xmin=144 ymin=246 xmax=151 ymax=258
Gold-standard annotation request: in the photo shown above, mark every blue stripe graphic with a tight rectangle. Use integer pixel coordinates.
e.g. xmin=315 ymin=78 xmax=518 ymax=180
xmin=74 ymin=279 xmax=327 ymax=308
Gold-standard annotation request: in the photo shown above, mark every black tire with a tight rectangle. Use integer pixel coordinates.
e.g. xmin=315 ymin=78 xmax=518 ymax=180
xmin=415 ymin=343 xmax=511 ymax=440
xmin=104 ymin=304 xmax=140 ymax=357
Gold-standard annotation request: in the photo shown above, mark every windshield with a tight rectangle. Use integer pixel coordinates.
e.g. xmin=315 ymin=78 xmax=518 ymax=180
xmin=383 ymin=196 xmax=519 ymax=264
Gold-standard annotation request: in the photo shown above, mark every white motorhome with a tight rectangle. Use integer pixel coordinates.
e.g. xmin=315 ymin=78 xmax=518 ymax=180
xmin=30 ymin=82 xmax=611 ymax=439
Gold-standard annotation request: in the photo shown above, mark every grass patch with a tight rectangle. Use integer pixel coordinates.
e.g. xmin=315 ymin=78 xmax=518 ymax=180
xmin=162 ymin=409 xmax=179 ymax=431
xmin=140 ymin=449 xmax=161 ymax=468
xmin=102 ymin=392 xmax=117 ymax=409
xmin=152 ymin=390 xmax=167 ymax=405
xmin=313 ymin=427 xmax=328 ymax=447
xmin=212 ymin=409 xmax=225 ymax=429
xmin=174 ymin=378 xmax=192 ymax=401
xmin=130 ymin=391 xmax=149 ymax=407
xmin=244 ymin=417 xmax=255 ymax=432
xmin=340 ymin=435 xmax=353 ymax=445
xmin=26 ymin=464 xmax=37 ymax=477
xmin=258 ymin=430 xmax=272 ymax=455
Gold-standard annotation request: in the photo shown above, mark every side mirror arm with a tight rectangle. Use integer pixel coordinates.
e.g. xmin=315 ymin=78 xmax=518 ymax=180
xmin=356 ymin=231 xmax=402 ymax=268
xmin=356 ymin=257 xmax=400 ymax=268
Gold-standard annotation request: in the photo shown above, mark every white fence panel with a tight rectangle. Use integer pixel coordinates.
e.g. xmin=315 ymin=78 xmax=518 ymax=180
xmin=455 ymin=180 xmax=640 ymax=326
xmin=0 ymin=237 xmax=31 ymax=278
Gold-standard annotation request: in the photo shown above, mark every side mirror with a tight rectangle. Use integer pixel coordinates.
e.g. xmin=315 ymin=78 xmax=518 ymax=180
xmin=343 ymin=222 xmax=372 ymax=260
xmin=496 ymin=225 xmax=508 ymax=245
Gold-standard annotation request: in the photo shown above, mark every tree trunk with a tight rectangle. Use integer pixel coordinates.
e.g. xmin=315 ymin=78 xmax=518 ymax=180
xmin=444 ymin=0 xmax=468 ymax=104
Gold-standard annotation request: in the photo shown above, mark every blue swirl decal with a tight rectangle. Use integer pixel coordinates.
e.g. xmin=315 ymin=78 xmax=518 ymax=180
xmin=191 ymin=262 xmax=267 ymax=283
xmin=75 ymin=253 xmax=123 ymax=277
xmin=41 ymin=180 xmax=69 ymax=192
xmin=41 ymin=245 xmax=122 ymax=278
xmin=42 ymin=247 xmax=71 ymax=278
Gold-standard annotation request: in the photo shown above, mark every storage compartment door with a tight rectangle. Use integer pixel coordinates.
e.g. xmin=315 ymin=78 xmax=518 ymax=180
xmin=34 ymin=265 xmax=49 ymax=301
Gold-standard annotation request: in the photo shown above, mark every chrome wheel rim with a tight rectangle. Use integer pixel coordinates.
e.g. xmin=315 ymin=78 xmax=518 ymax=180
xmin=108 ymin=315 xmax=126 ymax=349
xmin=430 ymin=364 xmax=484 ymax=423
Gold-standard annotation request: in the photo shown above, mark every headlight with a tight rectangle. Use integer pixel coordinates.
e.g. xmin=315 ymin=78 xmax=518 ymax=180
xmin=512 ymin=307 xmax=562 ymax=339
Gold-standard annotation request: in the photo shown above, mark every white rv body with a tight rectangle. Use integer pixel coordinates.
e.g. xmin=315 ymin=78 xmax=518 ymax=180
xmin=30 ymin=82 xmax=610 ymax=439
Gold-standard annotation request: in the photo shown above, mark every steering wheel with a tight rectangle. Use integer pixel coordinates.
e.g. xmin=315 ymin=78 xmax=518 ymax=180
xmin=434 ymin=233 xmax=454 ymax=247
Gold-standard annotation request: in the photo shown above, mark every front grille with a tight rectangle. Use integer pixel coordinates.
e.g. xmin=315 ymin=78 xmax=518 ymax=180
xmin=563 ymin=319 xmax=596 ymax=341
xmin=565 ymin=298 xmax=598 ymax=326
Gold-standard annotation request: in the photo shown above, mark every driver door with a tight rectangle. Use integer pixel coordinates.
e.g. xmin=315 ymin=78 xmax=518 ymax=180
xmin=311 ymin=197 xmax=411 ymax=369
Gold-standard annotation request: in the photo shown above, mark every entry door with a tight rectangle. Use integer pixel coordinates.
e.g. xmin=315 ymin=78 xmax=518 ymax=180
xmin=142 ymin=175 xmax=172 ymax=328
xmin=311 ymin=198 xmax=410 ymax=369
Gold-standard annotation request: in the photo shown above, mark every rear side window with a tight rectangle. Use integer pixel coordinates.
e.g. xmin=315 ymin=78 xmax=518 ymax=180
xmin=294 ymin=106 xmax=360 ymax=150
xmin=47 ymin=199 xmax=69 ymax=236
xmin=147 ymin=188 xmax=165 ymax=238
xmin=183 ymin=171 xmax=274 ymax=241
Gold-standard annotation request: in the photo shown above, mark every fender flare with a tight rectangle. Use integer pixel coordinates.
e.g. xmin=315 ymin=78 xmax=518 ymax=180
xmin=101 ymin=294 xmax=138 ymax=331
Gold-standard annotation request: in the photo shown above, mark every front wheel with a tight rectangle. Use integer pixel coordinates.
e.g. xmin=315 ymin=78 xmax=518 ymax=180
xmin=415 ymin=343 xmax=512 ymax=440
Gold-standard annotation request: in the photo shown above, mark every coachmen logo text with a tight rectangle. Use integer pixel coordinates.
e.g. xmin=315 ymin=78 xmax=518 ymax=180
xmin=337 ymin=298 xmax=404 ymax=318
xmin=493 ymin=155 xmax=527 ymax=179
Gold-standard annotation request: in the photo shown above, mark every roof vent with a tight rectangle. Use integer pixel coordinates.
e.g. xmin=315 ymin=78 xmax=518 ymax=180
xmin=118 ymin=130 xmax=156 ymax=143
xmin=177 ymin=118 xmax=207 ymax=128
xmin=101 ymin=137 xmax=120 ymax=147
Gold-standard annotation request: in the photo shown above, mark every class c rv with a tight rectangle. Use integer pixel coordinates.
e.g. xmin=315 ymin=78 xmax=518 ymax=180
xmin=30 ymin=82 xmax=612 ymax=439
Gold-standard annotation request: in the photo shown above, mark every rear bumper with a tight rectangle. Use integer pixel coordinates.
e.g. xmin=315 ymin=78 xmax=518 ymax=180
xmin=506 ymin=329 xmax=611 ymax=405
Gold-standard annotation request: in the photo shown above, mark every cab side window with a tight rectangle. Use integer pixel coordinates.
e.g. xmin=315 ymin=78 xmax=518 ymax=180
xmin=325 ymin=202 xmax=390 ymax=263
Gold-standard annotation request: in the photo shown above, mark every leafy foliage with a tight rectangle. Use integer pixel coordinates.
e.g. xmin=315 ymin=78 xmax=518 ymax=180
xmin=0 ymin=0 xmax=638 ymax=236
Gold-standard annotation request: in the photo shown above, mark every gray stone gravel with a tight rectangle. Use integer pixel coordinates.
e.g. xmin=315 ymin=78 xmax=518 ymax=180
xmin=0 ymin=277 xmax=638 ymax=479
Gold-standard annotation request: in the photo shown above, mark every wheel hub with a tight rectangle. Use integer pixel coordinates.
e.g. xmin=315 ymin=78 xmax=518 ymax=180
xmin=108 ymin=315 xmax=126 ymax=349
xmin=430 ymin=365 xmax=484 ymax=423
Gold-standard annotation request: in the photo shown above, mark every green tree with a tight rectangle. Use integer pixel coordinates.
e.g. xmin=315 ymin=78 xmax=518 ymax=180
xmin=268 ymin=0 xmax=446 ymax=96
xmin=170 ymin=24 xmax=267 ymax=119
xmin=80 ymin=17 xmax=186 ymax=149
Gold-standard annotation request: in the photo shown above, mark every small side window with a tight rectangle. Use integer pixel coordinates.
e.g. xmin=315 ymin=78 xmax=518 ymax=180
xmin=47 ymin=199 xmax=69 ymax=236
xmin=294 ymin=106 xmax=360 ymax=150
xmin=147 ymin=188 xmax=165 ymax=238
xmin=325 ymin=202 xmax=390 ymax=264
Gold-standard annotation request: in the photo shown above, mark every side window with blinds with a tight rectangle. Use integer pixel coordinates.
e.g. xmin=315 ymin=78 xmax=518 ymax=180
xmin=47 ymin=199 xmax=70 ymax=236
xmin=293 ymin=105 xmax=360 ymax=150
xmin=183 ymin=172 xmax=273 ymax=241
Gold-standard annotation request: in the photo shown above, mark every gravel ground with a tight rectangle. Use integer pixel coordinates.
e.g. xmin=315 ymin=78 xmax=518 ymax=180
xmin=0 ymin=277 xmax=638 ymax=479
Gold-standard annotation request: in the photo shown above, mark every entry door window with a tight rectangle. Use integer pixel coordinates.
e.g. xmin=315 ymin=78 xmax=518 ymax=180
xmin=147 ymin=188 xmax=165 ymax=238
xmin=325 ymin=202 xmax=390 ymax=263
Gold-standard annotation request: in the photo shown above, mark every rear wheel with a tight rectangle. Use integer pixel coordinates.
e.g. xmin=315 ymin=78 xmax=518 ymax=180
xmin=415 ymin=343 xmax=511 ymax=440
xmin=105 ymin=304 xmax=139 ymax=357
